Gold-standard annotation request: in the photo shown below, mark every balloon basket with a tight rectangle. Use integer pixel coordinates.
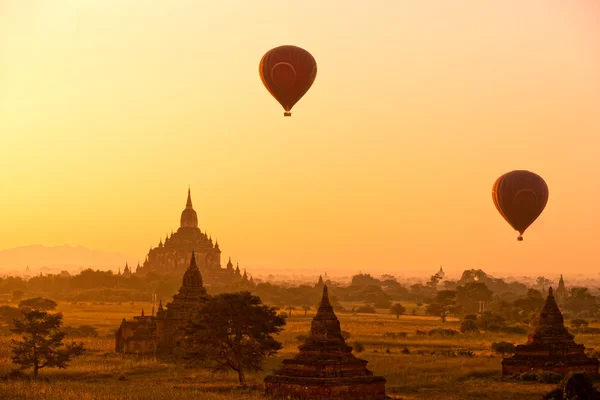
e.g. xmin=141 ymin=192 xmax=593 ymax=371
xmin=517 ymin=236 xmax=523 ymax=241
xmin=284 ymin=112 xmax=291 ymax=117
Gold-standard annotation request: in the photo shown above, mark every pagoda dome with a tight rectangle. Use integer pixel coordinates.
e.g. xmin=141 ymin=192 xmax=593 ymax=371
xmin=180 ymin=188 xmax=198 ymax=228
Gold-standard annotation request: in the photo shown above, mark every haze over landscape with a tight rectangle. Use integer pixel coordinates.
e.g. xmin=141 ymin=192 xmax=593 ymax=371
xmin=1 ymin=0 xmax=599 ymax=277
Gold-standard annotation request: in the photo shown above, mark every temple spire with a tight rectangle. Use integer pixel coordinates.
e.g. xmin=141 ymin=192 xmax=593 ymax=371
xmin=317 ymin=285 xmax=334 ymax=315
xmin=182 ymin=251 xmax=203 ymax=288
xmin=186 ymin=187 xmax=193 ymax=209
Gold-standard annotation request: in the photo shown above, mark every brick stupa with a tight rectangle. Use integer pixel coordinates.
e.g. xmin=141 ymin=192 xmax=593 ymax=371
xmin=265 ymin=285 xmax=388 ymax=400
xmin=502 ymin=287 xmax=599 ymax=376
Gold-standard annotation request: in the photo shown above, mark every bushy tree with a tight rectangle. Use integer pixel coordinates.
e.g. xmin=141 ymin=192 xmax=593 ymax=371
xmin=455 ymin=282 xmax=493 ymax=315
xmin=491 ymin=341 xmax=516 ymax=356
xmin=19 ymin=297 xmax=57 ymax=311
xmin=389 ymin=303 xmax=406 ymax=319
xmin=460 ymin=319 xmax=479 ymax=334
xmin=10 ymin=310 xmax=84 ymax=376
xmin=570 ymin=318 xmax=589 ymax=329
xmin=0 ymin=306 xmax=23 ymax=330
xmin=11 ymin=290 xmax=25 ymax=303
xmin=184 ymin=292 xmax=285 ymax=386
xmin=425 ymin=290 xmax=457 ymax=322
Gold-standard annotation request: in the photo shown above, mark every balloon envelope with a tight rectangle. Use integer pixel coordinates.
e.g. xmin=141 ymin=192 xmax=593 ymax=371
xmin=259 ymin=45 xmax=317 ymax=116
xmin=492 ymin=170 xmax=549 ymax=240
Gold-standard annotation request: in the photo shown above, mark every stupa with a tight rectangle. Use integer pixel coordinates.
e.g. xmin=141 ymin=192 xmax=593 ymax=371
xmin=265 ymin=285 xmax=388 ymax=400
xmin=502 ymin=287 xmax=599 ymax=376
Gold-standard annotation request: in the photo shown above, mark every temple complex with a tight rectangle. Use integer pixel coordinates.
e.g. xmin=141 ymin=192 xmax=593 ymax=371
xmin=502 ymin=287 xmax=598 ymax=376
xmin=134 ymin=188 xmax=246 ymax=285
xmin=115 ymin=252 xmax=210 ymax=356
xmin=264 ymin=285 xmax=388 ymax=400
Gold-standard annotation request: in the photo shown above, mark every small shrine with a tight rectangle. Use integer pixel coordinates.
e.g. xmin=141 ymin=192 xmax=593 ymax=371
xmin=265 ymin=285 xmax=388 ymax=400
xmin=502 ymin=287 xmax=599 ymax=376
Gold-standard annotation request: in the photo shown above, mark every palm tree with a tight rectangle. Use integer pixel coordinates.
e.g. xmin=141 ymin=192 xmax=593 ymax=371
xmin=286 ymin=306 xmax=296 ymax=317
xmin=302 ymin=305 xmax=310 ymax=317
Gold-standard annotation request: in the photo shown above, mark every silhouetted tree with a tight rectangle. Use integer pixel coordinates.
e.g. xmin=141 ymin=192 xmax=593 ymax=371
xmin=10 ymin=310 xmax=84 ymax=377
xmin=389 ymin=303 xmax=406 ymax=319
xmin=19 ymin=297 xmax=57 ymax=311
xmin=455 ymin=282 xmax=493 ymax=315
xmin=425 ymin=290 xmax=457 ymax=322
xmin=565 ymin=287 xmax=598 ymax=315
xmin=0 ymin=306 xmax=23 ymax=330
xmin=302 ymin=305 xmax=310 ymax=317
xmin=184 ymin=292 xmax=285 ymax=386
xmin=570 ymin=318 xmax=589 ymax=329
xmin=285 ymin=306 xmax=296 ymax=317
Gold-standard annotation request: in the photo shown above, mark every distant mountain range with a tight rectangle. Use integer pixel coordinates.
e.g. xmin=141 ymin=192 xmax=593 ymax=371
xmin=0 ymin=245 xmax=138 ymax=275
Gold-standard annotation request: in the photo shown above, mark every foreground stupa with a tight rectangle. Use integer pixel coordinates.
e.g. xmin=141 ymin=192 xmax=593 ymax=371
xmin=265 ymin=285 xmax=388 ymax=400
xmin=502 ymin=287 xmax=599 ymax=376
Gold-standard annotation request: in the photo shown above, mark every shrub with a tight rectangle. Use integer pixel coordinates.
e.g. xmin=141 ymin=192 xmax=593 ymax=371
xmin=570 ymin=319 xmax=589 ymax=329
xmin=491 ymin=341 xmax=516 ymax=355
xmin=428 ymin=328 xmax=460 ymax=337
xmin=352 ymin=342 xmax=364 ymax=353
xmin=460 ymin=319 xmax=479 ymax=334
xmin=536 ymin=371 xmax=563 ymax=384
xmin=355 ymin=305 xmax=376 ymax=314
xmin=464 ymin=314 xmax=477 ymax=321
xmin=518 ymin=372 xmax=538 ymax=381
xmin=415 ymin=330 xmax=427 ymax=336
xmin=499 ymin=325 xmax=528 ymax=335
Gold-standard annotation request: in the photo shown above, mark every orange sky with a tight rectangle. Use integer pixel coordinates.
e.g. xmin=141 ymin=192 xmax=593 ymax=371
xmin=0 ymin=1 xmax=599 ymax=276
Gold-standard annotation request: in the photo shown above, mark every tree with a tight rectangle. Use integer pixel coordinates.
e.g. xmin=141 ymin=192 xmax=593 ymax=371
xmin=10 ymin=310 xmax=84 ymax=377
xmin=513 ymin=289 xmax=545 ymax=314
xmin=425 ymin=290 xmax=457 ymax=322
xmin=184 ymin=292 xmax=286 ymax=386
xmin=455 ymin=282 xmax=493 ymax=315
xmin=19 ymin=297 xmax=57 ymax=311
xmin=302 ymin=305 xmax=310 ymax=317
xmin=11 ymin=290 xmax=25 ymax=303
xmin=570 ymin=319 xmax=589 ymax=329
xmin=389 ymin=303 xmax=406 ymax=319
xmin=0 ymin=306 xmax=23 ymax=329
xmin=535 ymin=276 xmax=553 ymax=291
xmin=565 ymin=288 xmax=598 ymax=315
xmin=426 ymin=273 xmax=443 ymax=291
xmin=285 ymin=306 xmax=296 ymax=317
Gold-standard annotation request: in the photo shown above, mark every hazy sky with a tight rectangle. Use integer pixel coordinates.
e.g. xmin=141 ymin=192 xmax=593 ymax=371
xmin=1 ymin=1 xmax=599 ymax=276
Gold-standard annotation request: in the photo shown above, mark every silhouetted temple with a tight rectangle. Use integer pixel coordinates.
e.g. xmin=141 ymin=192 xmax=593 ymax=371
xmin=115 ymin=252 xmax=210 ymax=356
xmin=135 ymin=188 xmax=244 ymax=284
xmin=265 ymin=285 xmax=388 ymax=399
xmin=502 ymin=287 xmax=598 ymax=376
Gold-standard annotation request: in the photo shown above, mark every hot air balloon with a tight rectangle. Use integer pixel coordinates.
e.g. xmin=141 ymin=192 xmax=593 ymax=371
xmin=259 ymin=45 xmax=317 ymax=117
xmin=492 ymin=170 xmax=549 ymax=241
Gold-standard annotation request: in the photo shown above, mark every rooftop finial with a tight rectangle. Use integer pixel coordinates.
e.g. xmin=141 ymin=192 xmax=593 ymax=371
xmin=186 ymin=187 xmax=193 ymax=208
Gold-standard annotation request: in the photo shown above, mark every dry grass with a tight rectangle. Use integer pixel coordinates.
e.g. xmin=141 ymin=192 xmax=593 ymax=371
xmin=1 ymin=302 xmax=598 ymax=399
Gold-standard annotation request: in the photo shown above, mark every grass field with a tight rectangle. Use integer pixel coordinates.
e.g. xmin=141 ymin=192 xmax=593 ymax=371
xmin=1 ymin=301 xmax=597 ymax=400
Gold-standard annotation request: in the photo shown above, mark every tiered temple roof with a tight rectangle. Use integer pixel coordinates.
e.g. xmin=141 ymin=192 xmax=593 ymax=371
xmin=159 ymin=250 xmax=210 ymax=321
xmin=502 ymin=287 xmax=598 ymax=376
xmin=265 ymin=285 xmax=388 ymax=399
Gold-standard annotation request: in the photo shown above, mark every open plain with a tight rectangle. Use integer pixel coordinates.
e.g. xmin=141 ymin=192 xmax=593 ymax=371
xmin=2 ymin=301 xmax=597 ymax=400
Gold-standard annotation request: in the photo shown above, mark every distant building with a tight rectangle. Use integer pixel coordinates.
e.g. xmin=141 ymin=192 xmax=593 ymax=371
xmin=437 ymin=266 xmax=445 ymax=279
xmin=115 ymin=251 xmax=210 ymax=356
xmin=135 ymin=188 xmax=245 ymax=285
xmin=555 ymin=274 xmax=567 ymax=306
